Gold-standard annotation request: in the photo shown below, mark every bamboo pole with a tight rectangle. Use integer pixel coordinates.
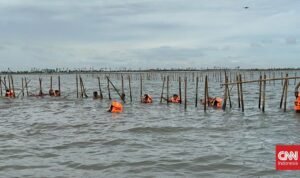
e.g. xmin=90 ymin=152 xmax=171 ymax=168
xmin=184 ymin=77 xmax=187 ymax=110
xmin=179 ymin=76 xmax=182 ymax=104
xmin=167 ymin=76 xmax=169 ymax=104
xmin=58 ymin=75 xmax=61 ymax=92
xmin=25 ymin=77 xmax=29 ymax=96
xmin=204 ymin=75 xmax=208 ymax=111
xmin=195 ymin=76 xmax=199 ymax=107
xmin=11 ymin=75 xmax=15 ymax=97
xmin=121 ymin=75 xmax=124 ymax=95
xmin=21 ymin=78 xmax=24 ymax=97
xmin=221 ymin=76 xmax=300 ymax=85
xmin=160 ymin=76 xmax=165 ymax=103
xmin=284 ymin=78 xmax=288 ymax=112
xmin=107 ymin=76 xmax=111 ymax=100
xmin=97 ymin=76 xmax=103 ymax=99
xmin=39 ymin=78 xmax=43 ymax=95
xmin=107 ymin=77 xmax=126 ymax=103
xmin=227 ymin=76 xmax=232 ymax=108
xmin=76 ymin=75 xmax=79 ymax=98
xmin=236 ymin=75 xmax=240 ymax=108
xmin=128 ymin=75 xmax=132 ymax=103
xmin=222 ymin=75 xmax=228 ymax=110
xmin=262 ymin=74 xmax=266 ymax=112
xmin=240 ymin=74 xmax=244 ymax=112
xmin=279 ymin=78 xmax=286 ymax=109
xmin=8 ymin=75 xmax=11 ymax=90
xmin=0 ymin=76 xmax=2 ymax=96
xmin=258 ymin=75 xmax=262 ymax=109
xmin=50 ymin=76 xmax=53 ymax=90
xmin=140 ymin=74 xmax=143 ymax=103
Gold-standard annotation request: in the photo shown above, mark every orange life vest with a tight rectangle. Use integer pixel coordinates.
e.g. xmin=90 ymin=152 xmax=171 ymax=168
xmin=295 ymin=94 xmax=300 ymax=112
xmin=110 ymin=101 xmax=123 ymax=113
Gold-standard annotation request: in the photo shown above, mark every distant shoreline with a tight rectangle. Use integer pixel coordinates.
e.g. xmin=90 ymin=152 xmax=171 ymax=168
xmin=1 ymin=68 xmax=300 ymax=75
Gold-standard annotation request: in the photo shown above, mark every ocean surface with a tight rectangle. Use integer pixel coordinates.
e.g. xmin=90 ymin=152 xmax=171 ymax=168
xmin=0 ymin=72 xmax=300 ymax=177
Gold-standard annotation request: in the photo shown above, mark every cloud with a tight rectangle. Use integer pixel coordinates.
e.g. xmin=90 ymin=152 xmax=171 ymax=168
xmin=0 ymin=0 xmax=300 ymax=70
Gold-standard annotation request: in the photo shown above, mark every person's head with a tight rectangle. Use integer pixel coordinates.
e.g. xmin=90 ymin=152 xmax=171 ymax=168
xmin=173 ymin=94 xmax=178 ymax=98
xmin=93 ymin=91 xmax=98 ymax=98
xmin=121 ymin=93 xmax=126 ymax=100
xmin=54 ymin=90 xmax=60 ymax=96
xmin=6 ymin=89 xmax=9 ymax=93
xmin=49 ymin=89 xmax=54 ymax=96
xmin=144 ymin=94 xmax=149 ymax=98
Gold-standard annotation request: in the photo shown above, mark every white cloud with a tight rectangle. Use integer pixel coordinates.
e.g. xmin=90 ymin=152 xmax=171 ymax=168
xmin=0 ymin=0 xmax=299 ymax=70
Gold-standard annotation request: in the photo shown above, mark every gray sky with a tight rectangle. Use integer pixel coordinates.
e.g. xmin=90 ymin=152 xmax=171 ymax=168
xmin=0 ymin=0 xmax=299 ymax=70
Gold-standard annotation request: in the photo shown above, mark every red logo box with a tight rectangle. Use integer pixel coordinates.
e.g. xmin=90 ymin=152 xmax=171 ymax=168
xmin=276 ymin=145 xmax=300 ymax=170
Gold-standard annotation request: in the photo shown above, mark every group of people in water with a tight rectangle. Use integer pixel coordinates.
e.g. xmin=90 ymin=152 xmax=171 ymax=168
xmin=95 ymin=90 xmax=223 ymax=113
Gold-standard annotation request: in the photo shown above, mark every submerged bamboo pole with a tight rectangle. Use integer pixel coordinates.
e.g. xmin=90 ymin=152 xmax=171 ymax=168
xmin=50 ymin=76 xmax=53 ymax=90
xmin=258 ymin=75 xmax=262 ymax=109
xmin=107 ymin=77 xmax=126 ymax=103
xmin=179 ymin=76 xmax=182 ymax=104
xmin=240 ymin=74 xmax=244 ymax=112
xmin=184 ymin=77 xmax=187 ymax=110
xmin=204 ymin=75 xmax=208 ymax=111
xmin=107 ymin=76 xmax=111 ymax=100
xmin=76 ymin=75 xmax=79 ymax=98
xmin=236 ymin=75 xmax=240 ymax=108
xmin=160 ymin=76 xmax=166 ymax=103
xmin=97 ymin=76 xmax=103 ymax=99
xmin=58 ymin=75 xmax=61 ymax=92
xmin=39 ymin=78 xmax=43 ymax=95
xmin=128 ymin=75 xmax=132 ymax=103
xmin=140 ymin=75 xmax=143 ymax=103
xmin=21 ymin=78 xmax=24 ymax=97
xmin=167 ymin=76 xmax=169 ymax=104
xmin=195 ymin=76 xmax=199 ymax=107
xmin=283 ymin=78 xmax=288 ymax=112
xmin=262 ymin=74 xmax=266 ymax=112
xmin=25 ymin=77 xmax=29 ymax=96
xmin=0 ymin=76 xmax=2 ymax=96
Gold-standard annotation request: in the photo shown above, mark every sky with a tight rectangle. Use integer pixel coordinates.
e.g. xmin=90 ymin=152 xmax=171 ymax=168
xmin=0 ymin=0 xmax=299 ymax=70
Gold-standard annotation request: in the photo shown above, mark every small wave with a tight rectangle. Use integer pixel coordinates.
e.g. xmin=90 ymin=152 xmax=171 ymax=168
xmin=124 ymin=126 xmax=195 ymax=134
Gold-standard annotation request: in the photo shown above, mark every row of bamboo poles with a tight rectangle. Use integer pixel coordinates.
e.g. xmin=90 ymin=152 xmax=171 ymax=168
xmin=1 ymin=71 xmax=300 ymax=112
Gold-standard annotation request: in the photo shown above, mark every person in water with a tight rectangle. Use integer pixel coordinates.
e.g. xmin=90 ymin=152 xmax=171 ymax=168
xmin=93 ymin=91 xmax=101 ymax=99
xmin=108 ymin=101 xmax=123 ymax=113
xmin=200 ymin=97 xmax=223 ymax=108
xmin=5 ymin=89 xmax=14 ymax=97
xmin=54 ymin=90 xmax=61 ymax=97
xmin=49 ymin=89 xmax=54 ymax=96
xmin=142 ymin=94 xmax=153 ymax=103
xmin=168 ymin=94 xmax=181 ymax=103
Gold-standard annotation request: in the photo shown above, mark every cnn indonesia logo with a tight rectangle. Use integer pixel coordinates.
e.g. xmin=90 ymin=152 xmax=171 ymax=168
xmin=276 ymin=145 xmax=300 ymax=170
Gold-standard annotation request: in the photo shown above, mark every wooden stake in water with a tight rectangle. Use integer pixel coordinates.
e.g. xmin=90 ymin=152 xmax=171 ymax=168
xmin=121 ymin=75 xmax=124 ymax=95
xmin=39 ymin=78 xmax=43 ymax=95
xmin=160 ymin=76 xmax=166 ymax=103
xmin=107 ymin=77 xmax=126 ymax=103
xmin=50 ymin=76 xmax=53 ymax=90
xmin=21 ymin=78 xmax=24 ymax=97
xmin=11 ymin=75 xmax=15 ymax=97
xmin=195 ymin=76 xmax=199 ymax=107
xmin=227 ymin=77 xmax=232 ymax=108
xmin=284 ymin=78 xmax=288 ymax=112
xmin=258 ymin=75 xmax=262 ymax=109
xmin=97 ymin=76 xmax=103 ymax=99
xmin=204 ymin=75 xmax=208 ymax=111
xmin=140 ymin=75 xmax=143 ymax=103
xmin=25 ymin=77 xmax=29 ymax=96
xmin=107 ymin=76 xmax=111 ymax=100
xmin=262 ymin=74 xmax=266 ymax=112
xmin=240 ymin=74 xmax=244 ymax=112
xmin=236 ymin=75 xmax=241 ymax=108
xmin=128 ymin=75 xmax=132 ymax=103
xmin=167 ymin=76 xmax=169 ymax=104
xmin=0 ymin=76 xmax=2 ymax=96
xmin=184 ymin=77 xmax=187 ymax=110
xmin=58 ymin=75 xmax=61 ymax=92
xmin=179 ymin=76 xmax=182 ymax=104
xmin=76 ymin=75 xmax=79 ymax=98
